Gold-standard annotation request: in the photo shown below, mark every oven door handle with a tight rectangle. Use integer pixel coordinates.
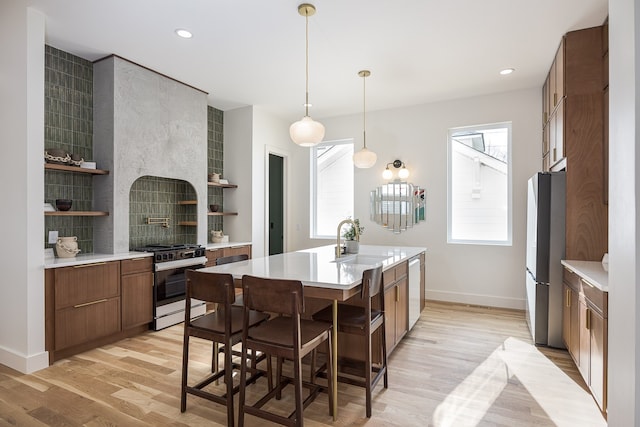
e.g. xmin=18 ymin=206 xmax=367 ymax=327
xmin=154 ymin=256 xmax=208 ymax=272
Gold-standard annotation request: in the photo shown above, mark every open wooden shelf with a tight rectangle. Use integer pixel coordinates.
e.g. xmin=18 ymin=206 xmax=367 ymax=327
xmin=178 ymin=200 xmax=197 ymax=205
xmin=177 ymin=221 xmax=198 ymax=226
xmin=208 ymin=182 xmax=237 ymax=189
xmin=45 ymin=163 xmax=109 ymax=175
xmin=208 ymin=212 xmax=238 ymax=216
xmin=45 ymin=211 xmax=109 ymax=217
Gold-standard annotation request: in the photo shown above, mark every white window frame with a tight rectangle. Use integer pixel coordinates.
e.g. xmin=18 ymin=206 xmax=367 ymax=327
xmin=447 ymin=122 xmax=513 ymax=246
xmin=310 ymin=139 xmax=354 ymax=239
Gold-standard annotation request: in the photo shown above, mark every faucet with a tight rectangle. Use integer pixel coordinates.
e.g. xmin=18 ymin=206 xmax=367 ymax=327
xmin=336 ymin=218 xmax=359 ymax=258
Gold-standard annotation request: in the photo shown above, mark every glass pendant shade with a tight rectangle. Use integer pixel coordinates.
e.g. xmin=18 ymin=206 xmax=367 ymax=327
xmin=398 ymin=166 xmax=410 ymax=179
xmin=290 ymin=116 xmax=325 ymax=147
xmin=382 ymin=167 xmax=393 ymax=180
xmin=353 ymin=147 xmax=377 ymax=168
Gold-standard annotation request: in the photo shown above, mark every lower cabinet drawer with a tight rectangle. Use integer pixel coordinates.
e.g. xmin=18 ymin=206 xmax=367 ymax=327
xmin=54 ymin=297 xmax=121 ymax=350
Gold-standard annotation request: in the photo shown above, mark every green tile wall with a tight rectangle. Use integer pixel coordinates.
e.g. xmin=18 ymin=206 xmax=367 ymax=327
xmin=44 ymin=45 xmax=95 ymax=253
xmin=129 ymin=177 xmax=197 ymax=249
xmin=44 ymin=47 xmax=227 ymax=252
xmin=208 ymin=106 xmax=224 ymax=233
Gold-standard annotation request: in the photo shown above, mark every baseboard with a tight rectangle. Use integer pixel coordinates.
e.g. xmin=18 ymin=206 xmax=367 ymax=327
xmin=425 ymin=289 xmax=525 ymax=310
xmin=0 ymin=346 xmax=49 ymax=374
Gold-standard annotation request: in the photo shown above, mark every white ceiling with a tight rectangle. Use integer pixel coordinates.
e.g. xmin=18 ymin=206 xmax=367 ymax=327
xmin=26 ymin=0 xmax=608 ymax=122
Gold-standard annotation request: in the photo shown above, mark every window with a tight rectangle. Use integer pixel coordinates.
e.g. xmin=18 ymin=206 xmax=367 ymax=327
xmin=311 ymin=139 xmax=354 ymax=238
xmin=447 ymin=122 xmax=512 ymax=245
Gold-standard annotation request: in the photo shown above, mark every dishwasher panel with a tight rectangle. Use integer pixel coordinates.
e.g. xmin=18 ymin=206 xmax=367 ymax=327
xmin=408 ymin=257 xmax=421 ymax=329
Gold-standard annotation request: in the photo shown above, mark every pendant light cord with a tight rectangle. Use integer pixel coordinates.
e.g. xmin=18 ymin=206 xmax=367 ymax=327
xmin=305 ymin=12 xmax=310 ymax=117
xmin=362 ymin=73 xmax=367 ymax=149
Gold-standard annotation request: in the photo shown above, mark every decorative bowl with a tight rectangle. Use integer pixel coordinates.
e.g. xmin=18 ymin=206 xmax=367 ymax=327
xmin=55 ymin=199 xmax=72 ymax=211
xmin=69 ymin=153 xmax=84 ymax=167
xmin=210 ymin=204 xmax=220 ymax=212
xmin=45 ymin=148 xmax=70 ymax=164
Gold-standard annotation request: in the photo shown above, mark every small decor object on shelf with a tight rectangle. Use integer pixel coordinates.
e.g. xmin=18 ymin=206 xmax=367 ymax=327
xmin=44 ymin=148 xmax=70 ymax=165
xmin=56 ymin=236 xmax=81 ymax=258
xmin=69 ymin=153 xmax=84 ymax=167
xmin=218 ymin=179 xmax=229 ymax=185
xmin=55 ymin=199 xmax=72 ymax=211
xmin=210 ymin=204 xmax=220 ymax=212
xmin=80 ymin=161 xmax=96 ymax=169
xmin=211 ymin=230 xmax=229 ymax=244
xmin=208 ymin=173 xmax=220 ymax=183
xmin=343 ymin=218 xmax=363 ymax=254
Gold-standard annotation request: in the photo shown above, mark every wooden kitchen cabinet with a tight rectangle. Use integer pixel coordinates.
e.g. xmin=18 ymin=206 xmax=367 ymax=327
xmin=541 ymin=25 xmax=608 ymax=260
xmin=205 ymin=244 xmax=252 ymax=267
xmin=562 ymin=266 xmax=608 ymax=414
xmin=121 ymin=257 xmax=153 ymax=329
xmin=50 ymin=261 xmax=121 ymax=353
xmin=45 ymin=257 xmax=156 ymax=363
xmin=383 ymin=262 xmax=409 ymax=354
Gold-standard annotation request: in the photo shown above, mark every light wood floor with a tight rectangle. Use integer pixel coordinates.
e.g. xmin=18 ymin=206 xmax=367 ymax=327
xmin=0 ymin=301 xmax=607 ymax=426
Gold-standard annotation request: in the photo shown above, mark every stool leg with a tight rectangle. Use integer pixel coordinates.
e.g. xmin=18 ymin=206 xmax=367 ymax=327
xmin=326 ymin=334 xmax=334 ymax=417
xmin=293 ymin=352 xmax=303 ymax=426
xmin=276 ymin=357 xmax=283 ymax=400
xmin=238 ymin=342 xmax=248 ymax=427
xmin=224 ymin=338 xmax=235 ymax=427
xmin=180 ymin=333 xmax=189 ymax=413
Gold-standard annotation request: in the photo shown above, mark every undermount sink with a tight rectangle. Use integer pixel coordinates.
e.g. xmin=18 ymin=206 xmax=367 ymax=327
xmin=332 ymin=254 xmax=390 ymax=265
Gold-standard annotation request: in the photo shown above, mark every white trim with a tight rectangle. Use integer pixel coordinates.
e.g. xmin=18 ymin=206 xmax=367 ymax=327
xmin=447 ymin=122 xmax=513 ymax=246
xmin=265 ymin=145 xmax=289 ymax=255
xmin=310 ymin=139 xmax=354 ymax=239
xmin=0 ymin=346 xmax=49 ymax=374
xmin=426 ymin=289 xmax=525 ymax=311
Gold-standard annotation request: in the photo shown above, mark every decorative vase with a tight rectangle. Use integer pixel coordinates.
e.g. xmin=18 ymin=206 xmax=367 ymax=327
xmin=56 ymin=236 xmax=81 ymax=258
xmin=345 ymin=240 xmax=359 ymax=254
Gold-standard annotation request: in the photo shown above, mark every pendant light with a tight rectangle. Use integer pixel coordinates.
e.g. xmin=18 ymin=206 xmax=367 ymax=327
xmin=290 ymin=3 xmax=325 ymax=147
xmin=353 ymin=70 xmax=377 ymax=168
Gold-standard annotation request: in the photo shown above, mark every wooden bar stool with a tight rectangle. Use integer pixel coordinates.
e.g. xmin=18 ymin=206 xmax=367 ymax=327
xmin=180 ymin=270 xmax=269 ymax=427
xmin=238 ymin=275 xmax=334 ymax=427
xmin=312 ymin=265 xmax=387 ymax=417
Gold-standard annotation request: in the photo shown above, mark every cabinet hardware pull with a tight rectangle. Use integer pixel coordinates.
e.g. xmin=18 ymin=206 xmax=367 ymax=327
xmin=554 ymin=92 xmax=558 ymax=105
xmin=564 ymin=266 xmax=574 ymax=274
xmin=130 ymin=257 xmax=147 ymax=261
xmin=566 ymin=289 xmax=571 ymax=307
xmin=73 ymin=262 xmax=107 ymax=269
xmin=395 ymin=286 xmax=399 ymax=302
xmin=553 ymin=147 xmax=557 ymax=160
xmin=586 ymin=308 xmax=591 ymax=330
xmin=74 ymin=298 xmax=108 ymax=308
xmin=581 ymin=278 xmax=595 ymax=288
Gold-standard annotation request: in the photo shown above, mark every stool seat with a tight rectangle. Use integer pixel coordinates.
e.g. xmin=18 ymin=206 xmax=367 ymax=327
xmin=191 ymin=306 xmax=268 ymax=335
xmin=248 ymin=316 xmax=332 ymax=348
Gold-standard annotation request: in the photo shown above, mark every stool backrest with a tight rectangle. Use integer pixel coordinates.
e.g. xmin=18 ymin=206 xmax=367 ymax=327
xmin=361 ymin=265 xmax=383 ymax=300
xmin=185 ymin=270 xmax=235 ymax=306
xmin=242 ymin=275 xmax=304 ymax=316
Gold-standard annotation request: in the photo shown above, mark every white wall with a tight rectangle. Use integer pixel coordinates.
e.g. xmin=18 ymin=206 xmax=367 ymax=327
xmin=607 ymin=0 xmax=640 ymax=424
xmin=0 ymin=3 xmax=48 ymax=373
xmin=289 ymin=88 xmax=541 ymax=309
xmin=224 ymin=106 xmax=291 ymax=257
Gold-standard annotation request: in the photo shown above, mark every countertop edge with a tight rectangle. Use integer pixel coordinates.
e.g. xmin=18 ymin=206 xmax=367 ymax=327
xmin=205 ymin=241 xmax=252 ymax=250
xmin=45 ymin=251 xmax=154 ymax=269
xmin=561 ymin=260 xmax=609 ymax=292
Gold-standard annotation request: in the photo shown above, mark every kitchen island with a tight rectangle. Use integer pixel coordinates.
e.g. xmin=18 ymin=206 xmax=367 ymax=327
xmin=201 ymin=244 xmax=426 ymax=419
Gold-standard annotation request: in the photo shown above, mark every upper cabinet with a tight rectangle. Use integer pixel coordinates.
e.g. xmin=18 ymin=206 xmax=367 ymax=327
xmin=541 ymin=25 xmax=608 ymax=261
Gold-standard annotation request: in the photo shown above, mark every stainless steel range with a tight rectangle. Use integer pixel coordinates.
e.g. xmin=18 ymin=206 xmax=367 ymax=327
xmin=134 ymin=244 xmax=208 ymax=330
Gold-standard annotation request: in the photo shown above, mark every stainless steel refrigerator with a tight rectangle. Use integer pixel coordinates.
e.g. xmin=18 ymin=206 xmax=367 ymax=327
xmin=525 ymin=171 xmax=566 ymax=348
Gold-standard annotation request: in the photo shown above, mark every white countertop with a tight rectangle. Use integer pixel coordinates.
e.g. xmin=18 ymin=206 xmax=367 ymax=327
xmin=561 ymin=260 xmax=609 ymax=292
xmin=205 ymin=241 xmax=252 ymax=250
xmin=200 ymin=244 xmax=426 ymax=290
xmin=44 ymin=241 xmax=253 ymax=269
xmin=44 ymin=251 xmax=153 ymax=269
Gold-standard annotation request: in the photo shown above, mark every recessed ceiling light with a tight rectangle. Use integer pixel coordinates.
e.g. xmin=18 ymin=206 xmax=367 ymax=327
xmin=500 ymin=68 xmax=515 ymax=75
xmin=175 ymin=29 xmax=193 ymax=39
